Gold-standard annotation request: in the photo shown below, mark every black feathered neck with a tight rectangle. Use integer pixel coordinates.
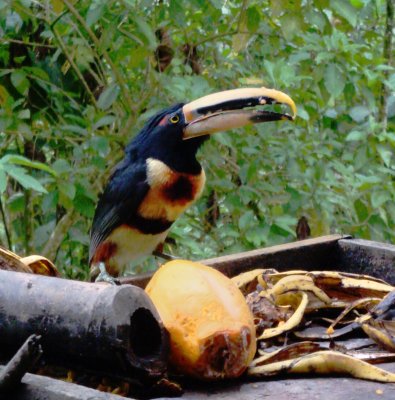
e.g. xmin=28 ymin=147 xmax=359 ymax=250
xmin=125 ymin=104 xmax=207 ymax=175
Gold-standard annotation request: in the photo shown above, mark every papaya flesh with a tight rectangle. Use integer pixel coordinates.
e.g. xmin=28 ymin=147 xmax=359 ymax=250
xmin=145 ymin=260 xmax=256 ymax=380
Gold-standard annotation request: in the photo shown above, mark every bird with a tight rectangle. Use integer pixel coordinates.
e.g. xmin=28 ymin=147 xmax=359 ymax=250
xmin=89 ymin=87 xmax=296 ymax=283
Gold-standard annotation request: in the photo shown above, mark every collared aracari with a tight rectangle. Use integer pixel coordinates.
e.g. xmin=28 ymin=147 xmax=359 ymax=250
xmin=89 ymin=87 xmax=296 ymax=282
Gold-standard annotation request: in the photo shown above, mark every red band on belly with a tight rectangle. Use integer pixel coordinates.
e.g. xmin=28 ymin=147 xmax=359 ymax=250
xmin=91 ymin=240 xmax=117 ymax=264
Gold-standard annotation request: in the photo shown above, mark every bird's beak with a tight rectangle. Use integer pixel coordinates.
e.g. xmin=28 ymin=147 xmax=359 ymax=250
xmin=182 ymin=87 xmax=296 ymax=140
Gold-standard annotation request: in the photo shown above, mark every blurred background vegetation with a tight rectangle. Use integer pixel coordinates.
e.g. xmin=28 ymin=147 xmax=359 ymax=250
xmin=0 ymin=0 xmax=394 ymax=279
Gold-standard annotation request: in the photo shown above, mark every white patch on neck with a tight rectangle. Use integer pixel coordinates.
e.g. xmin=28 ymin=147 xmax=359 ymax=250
xmin=140 ymin=157 xmax=206 ymax=221
xmin=146 ymin=158 xmax=174 ymax=186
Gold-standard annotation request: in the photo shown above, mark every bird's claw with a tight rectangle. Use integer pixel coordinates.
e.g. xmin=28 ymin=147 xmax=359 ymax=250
xmin=94 ymin=262 xmax=121 ymax=286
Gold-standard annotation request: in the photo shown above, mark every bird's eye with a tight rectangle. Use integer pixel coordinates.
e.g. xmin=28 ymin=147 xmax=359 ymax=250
xmin=169 ymin=114 xmax=180 ymax=124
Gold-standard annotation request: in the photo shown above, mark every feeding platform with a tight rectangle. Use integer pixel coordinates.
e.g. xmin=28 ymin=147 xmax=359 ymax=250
xmin=1 ymin=234 xmax=395 ymax=399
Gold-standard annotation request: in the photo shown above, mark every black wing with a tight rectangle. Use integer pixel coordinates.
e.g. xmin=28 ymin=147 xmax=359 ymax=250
xmin=89 ymin=158 xmax=149 ymax=263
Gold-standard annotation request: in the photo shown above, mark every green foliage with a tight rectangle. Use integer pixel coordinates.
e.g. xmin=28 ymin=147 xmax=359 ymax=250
xmin=0 ymin=154 xmax=55 ymax=193
xmin=0 ymin=0 xmax=394 ymax=278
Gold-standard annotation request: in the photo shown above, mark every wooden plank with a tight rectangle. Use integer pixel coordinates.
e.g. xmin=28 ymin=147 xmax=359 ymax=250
xmin=0 ymin=335 xmax=42 ymax=392
xmin=338 ymin=238 xmax=395 ymax=284
xmin=0 ymin=366 xmax=125 ymax=400
xmin=120 ymin=234 xmax=348 ymax=288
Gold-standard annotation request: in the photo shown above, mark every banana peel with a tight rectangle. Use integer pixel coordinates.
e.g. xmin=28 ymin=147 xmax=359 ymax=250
xmin=253 ymin=341 xmax=323 ymax=366
xmin=328 ymin=297 xmax=381 ymax=333
xmin=231 ymin=268 xmax=266 ymax=294
xmin=0 ymin=246 xmax=59 ymax=276
xmin=361 ymin=322 xmax=395 ymax=352
xmin=237 ymin=267 xmax=395 ymax=384
xmin=268 ymin=274 xmax=332 ymax=304
xmin=258 ymin=292 xmax=308 ymax=340
xmin=21 ymin=255 xmax=59 ymax=276
xmin=357 ymin=290 xmax=395 ymax=352
xmin=0 ymin=247 xmax=33 ymax=273
xmin=248 ymin=350 xmax=395 ymax=382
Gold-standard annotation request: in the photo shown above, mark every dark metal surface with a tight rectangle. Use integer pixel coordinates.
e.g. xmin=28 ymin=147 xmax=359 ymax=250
xmin=172 ymin=363 xmax=395 ymax=400
xmin=201 ymin=234 xmax=349 ymax=276
xmin=4 ymin=363 xmax=395 ymax=400
xmin=0 ymin=270 xmax=169 ymax=381
xmin=338 ymin=238 xmax=395 ymax=285
xmin=121 ymin=234 xmax=348 ymax=288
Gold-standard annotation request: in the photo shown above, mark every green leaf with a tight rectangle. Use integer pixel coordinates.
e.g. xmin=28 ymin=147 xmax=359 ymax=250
xmin=377 ymin=145 xmax=392 ymax=167
xmin=6 ymin=165 xmax=47 ymax=193
xmin=59 ymin=181 xmax=76 ymax=200
xmin=93 ymin=115 xmax=116 ymax=130
xmin=86 ymin=2 xmax=106 ymax=26
xmin=42 ymin=190 xmax=59 ymax=214
xmin=10 ymin=70 xmax=29 ymax=95
xmin=371 ymin=191 xmax=390 ymax=209
xmin=0 ymin=69 xmax=12 ymax=78
xmin=90 ymin=136 xmax=110 ymax=157
xmin=97 ymin=84 xmax=120 ymax=110
xmin=73 ymin=194 xmax=95 ymax=218
xmin=349 ymin=106 xmax=370 ymax=122
xmin=354 ymin=199 xmax=368 ymax=222
xmin=246 ymin=6 xmax=260 ymax=32
xmin=245 ymin=226 xmax=267 ymax=247
xmin=238 ymin=211 xmax=255 ymax=230
xmin=134 ymin=16 xmax=157 ymax=49
xmin=279 ymin=14 xmax=304 ymax=40
xmin=350 ymin=0 xmax=364 ymax=9
xmin=0 ymin=167 xmax=6 ymax=193
xmin=324 ymin=63 xmax=345 ymax=99
xmin=274 ymin=215 xmax=298 ymax=236
xmin=52 ymin=159 xmax=72 ymax=174
xmin=297 ymin=107 xmax=310 ymax=121
xmin=23 ymin=66 xmax=49 ymax=81
xmin=17 ymin=109 xmax=30 ymax=119
xmin=232 ymin=32 xmax=250 ymax=53
xmin=331 ymin=0 xmax=358 ymax=27
xmin=264 ymin=60 xmax=276 ymax=84
xmin=345 ymin=130 xmax=366 ymax=141
xmin=0 ymin=155 xmax=56 ymax=176
xmin=7 ymin=193 xmax=25 ymax=213
xmin=61 ymin=124 xmax=87 ymax=136
xmin=270 ymin=223 xmax=293 ymax=238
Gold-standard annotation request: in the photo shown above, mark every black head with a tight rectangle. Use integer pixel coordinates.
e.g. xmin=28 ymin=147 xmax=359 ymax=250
xmin=124 ymin=87 xmax=296 ymax=174
xmin=126 ymin=104 xmax=207 ymax=174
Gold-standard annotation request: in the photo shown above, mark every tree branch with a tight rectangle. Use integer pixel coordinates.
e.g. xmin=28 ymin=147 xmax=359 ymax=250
xmin=42 ymin=210 xmax=78 ymax=262
xmin=51 ymin=26 xmax=98 ymax=108
xmin=379 ymin=0 xmax=394 ymax=128
xmin=0 ymin=38 xmax=56 ymax=48
xmin=0 ymin=196 xmax=12 ymax=249
xmin=62 ymin=0 xmax=135 ymax=113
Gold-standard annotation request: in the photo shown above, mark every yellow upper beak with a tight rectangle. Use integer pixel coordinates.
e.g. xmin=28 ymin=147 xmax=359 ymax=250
xmin=182 ymin=87 xmax=296 ymax=139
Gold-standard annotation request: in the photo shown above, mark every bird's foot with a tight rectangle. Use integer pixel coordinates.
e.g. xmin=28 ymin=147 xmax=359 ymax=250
xmin=94 ymin=262 xmax=121 ymax=286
